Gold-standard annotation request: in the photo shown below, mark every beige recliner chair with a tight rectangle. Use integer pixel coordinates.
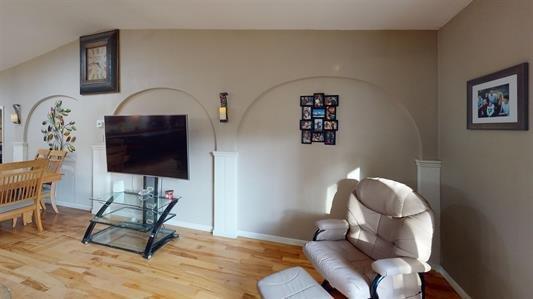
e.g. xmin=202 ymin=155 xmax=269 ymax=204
xmin=304 ymin=178 xmax=434 ymax=299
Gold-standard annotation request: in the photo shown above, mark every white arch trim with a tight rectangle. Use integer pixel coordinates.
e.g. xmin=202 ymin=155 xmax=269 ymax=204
xmin=113 ymin=87 xmax=218 ymax=150
xmin=236 ymin=75 xmax=424 ymax=159
xmin=23 ymin=95 xmax=79 ymax=143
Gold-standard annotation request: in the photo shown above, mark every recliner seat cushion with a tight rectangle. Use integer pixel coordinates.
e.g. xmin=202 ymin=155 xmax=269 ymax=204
xmin=304 ymin=240 xmax=422 ymax=299
xmin=304 ymin=240 xmax=374 ymax=298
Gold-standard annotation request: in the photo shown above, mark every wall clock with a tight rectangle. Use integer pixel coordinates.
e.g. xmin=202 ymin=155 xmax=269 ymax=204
xmin=80 ymin=29 xmax=119 ymax=95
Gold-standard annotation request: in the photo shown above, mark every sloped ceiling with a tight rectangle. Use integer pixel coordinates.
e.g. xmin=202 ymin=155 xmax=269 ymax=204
xmin=0 ymin=0 xmax=471 ymax=71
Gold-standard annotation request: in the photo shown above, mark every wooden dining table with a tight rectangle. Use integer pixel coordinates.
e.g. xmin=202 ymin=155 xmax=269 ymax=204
xmin=42 ymin=170 xmax=63 ymax=213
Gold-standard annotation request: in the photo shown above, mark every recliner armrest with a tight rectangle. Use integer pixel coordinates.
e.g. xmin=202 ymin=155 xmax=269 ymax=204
xmin=313 ymin=219 xmax=349 ymax=241
xmin=371 ymin=257 xmax=431 ymax=277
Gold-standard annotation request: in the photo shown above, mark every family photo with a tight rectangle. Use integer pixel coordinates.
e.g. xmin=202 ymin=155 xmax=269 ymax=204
xmin=324 ymin=95 xmax=339 ymax=106
xmin=300 ymin=120 xmax=312 ymax=130
xmin=477 ymin=83 xmax=510 ymax=118
xmin=300 ymin=96 xmax=314 ymax=106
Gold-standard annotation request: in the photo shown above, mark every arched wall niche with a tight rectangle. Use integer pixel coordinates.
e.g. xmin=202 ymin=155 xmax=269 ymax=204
xmin=112 ymin=87 xmax=216 ymax=227
xmin=23 ymin=94 xmax=79 ymax=143
xmin=236 ymin=76 xmax=423 ymax=240
xmin=24 ymin=95 xmax=80 ymax=208
xmin=114 ymin=87 xmax=217 ymax=150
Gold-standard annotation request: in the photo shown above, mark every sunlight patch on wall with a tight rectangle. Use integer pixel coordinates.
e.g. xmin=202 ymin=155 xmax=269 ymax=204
xmin=347 ymin=167 xmax=361 ymax=180
xmin=325 ymin=184 xmax=338 ymax=214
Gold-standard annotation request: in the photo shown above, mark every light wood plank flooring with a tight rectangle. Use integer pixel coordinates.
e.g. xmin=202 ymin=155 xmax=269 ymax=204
xmin=0 ymin=207 xmax=459 ymax=298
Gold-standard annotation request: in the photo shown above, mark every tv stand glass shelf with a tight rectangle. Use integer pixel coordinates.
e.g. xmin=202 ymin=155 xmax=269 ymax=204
xmin=82 ymin=191 xmax=180 ymax=259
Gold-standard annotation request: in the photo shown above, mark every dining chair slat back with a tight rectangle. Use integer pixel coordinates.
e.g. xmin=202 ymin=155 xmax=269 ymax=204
xmin=0 ymin=160 xmax=47 ymax=231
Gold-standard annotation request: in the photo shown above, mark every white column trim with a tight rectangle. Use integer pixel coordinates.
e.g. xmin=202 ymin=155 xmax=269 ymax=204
xmin=212 ymin=151 xmax=238 ymax=238
xmin=416 ymin=159 xmax=441 ymax=265
xmin=91 ymin=144 xmax=111 ymax=214
xmin=12 ymin=141 xmax=28 ymax=161
xmin=416 ymin=160 xmax=442 ymax=168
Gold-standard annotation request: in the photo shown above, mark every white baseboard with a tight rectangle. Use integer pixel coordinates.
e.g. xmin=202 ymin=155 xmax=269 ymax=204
xmin=212 ymin=230 xmax=238 ymax=239
xmin=237 ymin=230 xmax=307 ymax=246
xmin=55 ymin=200 xmax=92 ymax=211
xmin=433 ymin=264 xmax=471 ymax=299
xmin=169 ymin=219 xmax=213 ymax=232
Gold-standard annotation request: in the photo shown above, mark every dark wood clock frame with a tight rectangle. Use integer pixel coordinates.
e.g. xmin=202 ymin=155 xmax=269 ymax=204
xmin=80 ymin=29 xmax=120 ymax=95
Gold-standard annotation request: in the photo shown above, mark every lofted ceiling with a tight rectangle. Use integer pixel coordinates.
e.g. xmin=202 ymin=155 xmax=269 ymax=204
xmin=0 ymin=0 xmax=471 ymax=71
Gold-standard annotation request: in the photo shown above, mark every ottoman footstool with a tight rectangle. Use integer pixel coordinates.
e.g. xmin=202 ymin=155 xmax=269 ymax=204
xmin=257 ymin=267 xmax=331 ymax=299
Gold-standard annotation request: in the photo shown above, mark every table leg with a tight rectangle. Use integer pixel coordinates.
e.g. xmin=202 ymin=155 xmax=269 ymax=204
xmin=50 ymin=182 xmax=59 ymax=213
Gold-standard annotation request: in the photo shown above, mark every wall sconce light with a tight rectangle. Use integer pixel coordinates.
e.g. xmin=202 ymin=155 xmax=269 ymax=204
xmin=11 ymin=104 xmax=21 ymax=124
xmin=219 ymin=92 xmax=228 ymax=123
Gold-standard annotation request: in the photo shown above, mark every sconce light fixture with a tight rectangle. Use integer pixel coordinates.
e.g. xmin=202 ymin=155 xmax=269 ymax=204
xmin=219 ymin=92 xmax=228 ymax=123
xmin=11 ymin=104 xmax=21 ymax=124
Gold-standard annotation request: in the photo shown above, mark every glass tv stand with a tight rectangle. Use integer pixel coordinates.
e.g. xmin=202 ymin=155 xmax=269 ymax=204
xmin=82 ymin=191 xmax=180 ymax=259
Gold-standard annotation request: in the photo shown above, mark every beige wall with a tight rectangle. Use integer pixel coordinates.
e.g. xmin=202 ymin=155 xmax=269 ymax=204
xmin=438 ymin=0 xmax=533 ymax=297
xmin=0 ymin=30 xmax=437 ymax=237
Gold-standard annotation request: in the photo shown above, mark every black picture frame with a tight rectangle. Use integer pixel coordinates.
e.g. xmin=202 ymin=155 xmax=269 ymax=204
xmin=312 ymin=132 xmax=324 ymax=143
xmin=300 ymin=93 xmax=338 ymax=145
xmin=324 ymin=120 xmax=338 ymax=131
xmin=313 ymin=119 xmax=324 ymax=132
xmin=325 ymin=95 xmax=339 ymax=106
xmin=300 ymin=96 xmax=314 ymax=107
xmin=80 ymin=29 xmax=120 ymax=95
xmin=467 ymin=63 xmax=528 ymax=130
xmin=312 ymin=108 xmax=326 ymax=118
xmin=324 ymin=131 xmax=336 ymax=145
xmin=313 ymin=93 xmax=325 ymax=108
xmin=301 ymin=130 xmax=312 ymax=144
xmin=326 ymin=106 xmax=336 ymax=120
xmin=302 ymin=107 xmax=312 ymax=120
xmin=300 ymin=120 xmax=312 ymax=130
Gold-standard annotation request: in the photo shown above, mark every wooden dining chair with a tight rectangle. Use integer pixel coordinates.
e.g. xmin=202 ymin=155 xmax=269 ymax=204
xmin=35 ymin=148 xmax=50 ymax=160
xmin=0 ymin=160 xmax=47 ymax=232
xmin=41 ymin=150 xmax=67 ymax=213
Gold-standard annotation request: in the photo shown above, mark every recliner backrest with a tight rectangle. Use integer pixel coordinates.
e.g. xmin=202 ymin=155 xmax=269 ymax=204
xmin=346 ymin=178 xmax=434 ymax=262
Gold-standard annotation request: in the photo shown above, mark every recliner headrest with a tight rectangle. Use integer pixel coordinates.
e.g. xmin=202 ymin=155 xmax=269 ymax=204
xmin=355 ymin=177 xmax=428 ymax=217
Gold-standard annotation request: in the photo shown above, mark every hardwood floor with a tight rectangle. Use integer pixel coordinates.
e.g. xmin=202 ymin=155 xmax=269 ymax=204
xmin=0 ymin=207 xmax=459 ymax=298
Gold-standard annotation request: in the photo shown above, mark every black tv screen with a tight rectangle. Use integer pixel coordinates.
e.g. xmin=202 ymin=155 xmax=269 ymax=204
xmin=104 ymin=115 xmax=189 ymax=179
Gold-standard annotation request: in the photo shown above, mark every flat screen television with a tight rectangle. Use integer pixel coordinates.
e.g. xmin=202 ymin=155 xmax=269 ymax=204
xmin=104 ymin=115 xmax=189 ymax=179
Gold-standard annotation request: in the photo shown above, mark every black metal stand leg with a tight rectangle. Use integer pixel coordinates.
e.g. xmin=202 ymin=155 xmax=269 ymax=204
xmin=81 ymin=196 xmax=115 ymax=244
xmin=370 ymin=274 xmax=384 ymax=299
xmin=143 ymin=199 xmax=178 ymax=259
xmin=419 ymin=272 xmax=426 ymax=299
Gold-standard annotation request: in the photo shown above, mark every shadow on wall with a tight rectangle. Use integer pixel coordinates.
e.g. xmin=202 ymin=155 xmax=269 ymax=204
xmin=237 ymin=77 xmax=422 ymax=240
xmin=441 ymin=185 xmax=510 ymax=298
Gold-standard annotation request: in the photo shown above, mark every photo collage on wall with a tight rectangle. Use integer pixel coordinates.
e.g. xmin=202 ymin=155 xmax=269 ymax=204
xmin=300 ymin=93 xmax=339 ymax=145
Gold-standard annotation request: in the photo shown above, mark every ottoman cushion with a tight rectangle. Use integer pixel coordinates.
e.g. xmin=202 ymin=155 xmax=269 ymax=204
xmin=257 ymin=266 xmax=331 ymax=299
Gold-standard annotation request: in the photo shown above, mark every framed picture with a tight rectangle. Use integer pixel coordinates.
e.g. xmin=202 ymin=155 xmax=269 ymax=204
xmin=313 ymin=93 xmax=325 ymax=108
xmin=326 ymin=106 xmax=336 ymax=120
xmin=302 ymin=107 xmax=312 ymax=120
xmin=312 ymin=108 xmax=325 ymax=118
xmin=325 ymin=95 xmax=339 ymax=106
xmin=300 ymin=96 xmax=314 ymax=106
xmin=299 ymin=93 xmax=339 ymax=145
xmin=312 ymin=132 xmax=324 ymax=142
xmin=325 ymin=131 xmax=336 ymax=145
xmin=313 ymin=119 xmax=324 ymax=132
xmin=467 ymin=63 xmax=528 ymax=130
xmin=301 ymin=130 xmax=312 ymax=144
xmin=80 ymin=29 xmax=120 ymax=95
xmin=300 ymin=120 xmax=312 ymax=130
xmin=324 ymin=120 xmax=338 ymax=131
